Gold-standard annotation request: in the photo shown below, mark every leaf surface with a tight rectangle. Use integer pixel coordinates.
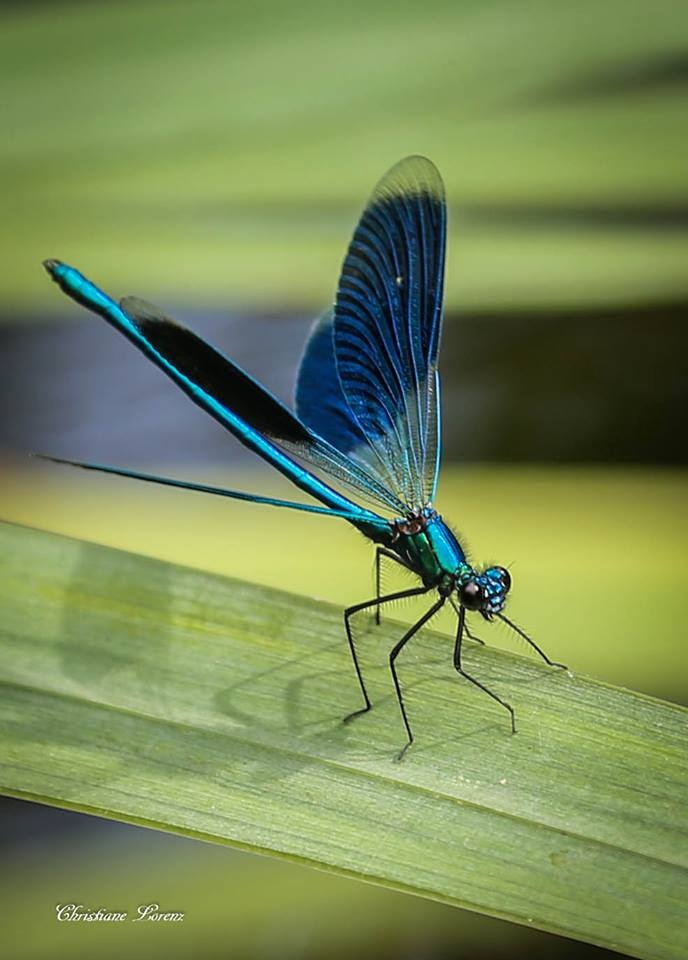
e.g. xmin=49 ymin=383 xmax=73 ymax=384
xmin=0 ymin=522 xmax=686 ymax=959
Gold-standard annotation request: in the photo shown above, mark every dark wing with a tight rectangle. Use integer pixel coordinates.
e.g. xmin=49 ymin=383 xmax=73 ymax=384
xmin=120 ymin=297 xmax=406 ymax=515
xmin=296 ymin=156 xmax=446 ymax=511
xmin=296 ymin=308 xmax=368 ymax=455
xmin=43 ymin=259 xmax=397 ymax=524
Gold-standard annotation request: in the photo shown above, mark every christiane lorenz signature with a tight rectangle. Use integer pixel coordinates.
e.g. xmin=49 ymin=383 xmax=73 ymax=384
xmin=55 ymin=902 xmax=185 ymax=922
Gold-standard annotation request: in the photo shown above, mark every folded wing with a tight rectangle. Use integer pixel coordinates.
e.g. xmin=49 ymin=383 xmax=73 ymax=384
xmin=43 ymin=260 xmax=397 ymax=523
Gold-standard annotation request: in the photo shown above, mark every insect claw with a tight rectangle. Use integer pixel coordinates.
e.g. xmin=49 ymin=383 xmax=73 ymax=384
xmin=343 ymin=706 xmax=371 ymax=725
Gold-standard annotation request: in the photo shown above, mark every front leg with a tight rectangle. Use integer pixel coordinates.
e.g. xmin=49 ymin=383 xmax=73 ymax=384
xmin=449 ymin=596 xmax=484 ymax=644
xmin=453 ymin=605 xmax=516 ymax=733
xmin=343 ymin=584 xmax=431 ymax=723
xmin=497 ymin=612 xmax=567 ymax=669
xmin=465 ymin=623 xmax=485 ymax=644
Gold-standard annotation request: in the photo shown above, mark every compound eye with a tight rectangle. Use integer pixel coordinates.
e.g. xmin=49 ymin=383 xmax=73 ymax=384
xmin=495 ymin=566 xmax=512 ymax=592
xmin=460 ymin=580 xmax=484 ymax=611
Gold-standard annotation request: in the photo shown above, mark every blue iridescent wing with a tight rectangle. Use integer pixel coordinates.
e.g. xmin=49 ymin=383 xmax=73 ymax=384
xmin=296 ymin=156 xmax=446 ymax=511
xmin=43 ymin=260 xmax=400 ymax=522
xmin=296 ymin=308 xmax=367 ymax=455
xmin=295 ymin=309 xmax=406 ymax=514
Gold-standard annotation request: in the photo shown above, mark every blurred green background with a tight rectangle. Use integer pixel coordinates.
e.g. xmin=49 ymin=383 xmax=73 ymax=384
xmin=1 ymin=0 xmax=687 ymax=958
xmin=3 ymin=0 xmax=688 ymax=313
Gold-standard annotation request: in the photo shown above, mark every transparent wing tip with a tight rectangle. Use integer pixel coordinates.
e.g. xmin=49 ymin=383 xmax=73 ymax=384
xmin=375 ymin=155 xmax=445 ymax=204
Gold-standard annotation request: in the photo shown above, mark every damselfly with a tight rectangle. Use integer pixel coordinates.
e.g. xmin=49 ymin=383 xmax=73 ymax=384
xmin=42 ymin=156 xmax=565 ymax=756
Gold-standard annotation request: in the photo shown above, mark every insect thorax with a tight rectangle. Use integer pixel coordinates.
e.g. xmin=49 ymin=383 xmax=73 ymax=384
xmin=392 ymin=510 xmax=469 ymax=587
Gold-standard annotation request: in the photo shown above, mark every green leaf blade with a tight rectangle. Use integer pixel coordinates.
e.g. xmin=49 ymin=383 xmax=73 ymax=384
xmin=1 ymin=522 xmax=686 ymax=959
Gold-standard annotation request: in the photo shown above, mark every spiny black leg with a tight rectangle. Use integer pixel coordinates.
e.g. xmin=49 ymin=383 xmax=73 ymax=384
xmin=390 ymin=596 xmax=446 ymax=761
xmin=375 ymin=547 xmax=412 ymax=625
xmin=374 ymin=548 xmax=382 ymax=626
xmin=454 ymin=606 xmax=516 ymax=733
xmin=464 ymin=623 xmax=485 ymax=645
xmin=449 ymin=596 xmax=484 ymax=644
xmin=464 ymin=626 xmax=485 ymax=646
xmin=343 ymin=584 xmax=431 ymax=724
xmin=497 ymin=612 xmax=567 ymax=669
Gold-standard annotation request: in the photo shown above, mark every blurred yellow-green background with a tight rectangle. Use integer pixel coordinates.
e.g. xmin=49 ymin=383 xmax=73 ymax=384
xmin=1 ymin=0 xmax=687 ymax=958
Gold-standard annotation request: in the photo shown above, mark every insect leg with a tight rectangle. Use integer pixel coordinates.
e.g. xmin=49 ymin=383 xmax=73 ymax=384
xmin=390 ymin=595 xmax=446 ymax=759
xmin=449 ymin=596 xmax=484 ymax=644
xmin=375 ymin=547 xmax=413 ymax=625
xmin=497 ymin=613 xmax=567 ymax=669
xmin=454 ymin=606 xmax=516 ymax=733
xmin=449 ymin=597 xmax=485 ymax=647
xmin=465 ymin=624 xmax=485 ymax=644
xmin=343 ymin=584 xmax=431 ymax=724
